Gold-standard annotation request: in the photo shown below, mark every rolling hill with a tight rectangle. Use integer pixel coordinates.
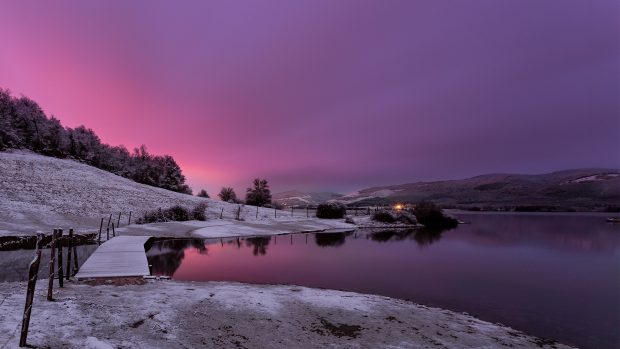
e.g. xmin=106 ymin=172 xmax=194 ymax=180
xmin=276 ymin=169 xmax=620 ymax=211
xmin=0 ymin=150 xmax=236 ymax=235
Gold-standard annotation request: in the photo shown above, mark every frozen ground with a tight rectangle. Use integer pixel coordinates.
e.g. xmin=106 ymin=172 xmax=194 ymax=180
xmin=0 ymin=151 xmax=354 ymax=237
xmin=0 ymin=280 xmax=574 ymax=349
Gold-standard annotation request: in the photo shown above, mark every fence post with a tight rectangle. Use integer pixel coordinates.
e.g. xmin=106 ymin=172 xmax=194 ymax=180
xmin=19 ymin=234 xmax=43 ymax=347
xmin=128 ymin=211 xmax=132 ymax=225
xmin=220 ymin=208 xmax=223 ymax=219
xmin=107 ymin=214 xmax=112 ymax=229
xmin=274 ymin=207 xmax=277 ymax=218
xmin=117 ymin=212 xmax=121 ymax=227
xmin=306 ymin=206 xmax=309 ymax=218
xmin=98 ymin=217 xmax=103 ymax=243
xmin=106 ymin=226 xmax=110 ymax=241
xmin=256 ymin=206 xmax=258 ymax=219
xmin=47 ymin=230 xmax=57 ymax=301
xmin=111 ymin=223 xmax=116 ymax=237
xmin=65 ymin=229 xmax=73 ymax=281
xmin=57 ymin=229 xmax=64 ymax=287
xmin=72 ymin=240 xmax=79 ymax=277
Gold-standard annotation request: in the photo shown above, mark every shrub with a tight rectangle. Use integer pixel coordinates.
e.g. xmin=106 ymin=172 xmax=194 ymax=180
xmin=413 ymin=202 xmax=458 ymax=229
xmin=316 ymin=202 xmax=346 ymax=219
xmin=136 ymin=205 xmax=197 ymax=224
xmin=165 ymin=205 xmax=191 ymax=221
xmin=191 ymin=202 xmax=208 ymax=221
xmin=372 ymin=210 xmax=397 ymax=223
xmin=196 ymin=189 xmax=209 ymax=198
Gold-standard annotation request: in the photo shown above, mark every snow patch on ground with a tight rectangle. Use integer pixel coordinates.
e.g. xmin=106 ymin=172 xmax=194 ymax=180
xmin=85 ymin=337 xmax=114 ymax=349
xmin=0 ymin=280 xmax=576 ymax=349
xmin=570 ymin=173 xmax=619 ymax=183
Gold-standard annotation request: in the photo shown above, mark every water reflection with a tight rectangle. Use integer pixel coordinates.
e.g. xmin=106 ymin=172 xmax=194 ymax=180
xmin=147 ymin=229 xmax=443 ymax=276
xmin=146 ymin=239 xmax=205 ymax=276
xmin=314 ymin=232 xmax=348 ymax=247
xmin=245 ymin=236 xmax=272 ymax=256
xmin=368 ymin=228 xmax=445 ymax=246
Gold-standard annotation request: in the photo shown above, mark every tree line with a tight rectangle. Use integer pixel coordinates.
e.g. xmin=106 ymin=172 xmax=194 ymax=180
xmin=0 ymin=89 xmax=192 ymax=194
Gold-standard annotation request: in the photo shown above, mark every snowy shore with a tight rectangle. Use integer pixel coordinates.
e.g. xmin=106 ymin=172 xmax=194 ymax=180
xmin=0 ymin=279 xmax=574 ymax=349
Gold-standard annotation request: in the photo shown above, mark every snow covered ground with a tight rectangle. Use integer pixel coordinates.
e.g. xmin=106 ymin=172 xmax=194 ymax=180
xmin=0 ymin=151 xmax=354 ymax=237
xmin=0 ymin=280 xmax=574 ymax=349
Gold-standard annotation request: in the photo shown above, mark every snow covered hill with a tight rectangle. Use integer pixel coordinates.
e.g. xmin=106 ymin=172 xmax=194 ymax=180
xmin=0 ymin=151 xmax=288 ymax=235
xmin=272 ymin=190 xmax=343 ymax=207
xmin=335 ymin=170 xmax=620 ymax=211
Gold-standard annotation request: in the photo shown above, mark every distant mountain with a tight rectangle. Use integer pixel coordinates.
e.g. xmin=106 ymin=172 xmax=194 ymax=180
xmin=276 ymin=169 xmax=620 ymax=212
xmin=337 ymin=169 xmax=620 ymax=211
xmin=272 ymin=190 xmax=343 ymax=207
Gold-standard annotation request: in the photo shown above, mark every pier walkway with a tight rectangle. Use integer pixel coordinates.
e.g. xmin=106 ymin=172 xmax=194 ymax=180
xmin=75 ymin=236 xmax=151 ymax=279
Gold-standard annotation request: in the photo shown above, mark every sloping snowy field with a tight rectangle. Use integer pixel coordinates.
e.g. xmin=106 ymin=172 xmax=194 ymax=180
xmin=0 ymin=151 xmax=353 ymax=236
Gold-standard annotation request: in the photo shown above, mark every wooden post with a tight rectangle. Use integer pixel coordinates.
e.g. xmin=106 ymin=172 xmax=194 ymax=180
xmin=220 ymin=238 xmax=223 ymax=247
xmin=72 ymin=242 xmax=79 ymax=276
xmin=65 ymin=229 xmax=73 ymax=281
xmin=306 ymin=206 xmax=309 ymax=218
xmin=47 ymin=230 xmax=57 ymax=301
xmin=19 ymin=234 xmax=43 ymax=347
xmin=117 ymin=212 xmax=121 ymax=227
xmin=274 ymin=235 xmax=277 ymax=245
xmin=57 ymin=229 xmax=64 ymax=287
xmin=128 ymin=211 xmax=132 ymax=225
xmin=290 ymin=234 xmax=293 ymax=245
xmin=256 ymin=206 xmax=258 ymax=219
xmin=111 ymin=222 xmax=116 ymax=237
xmin=98 ymin=217 xmax=103 ymax=243
xmin=305 ymin=234 xmax=308 ymax=244
xmin=274 ymin=207 xmax=277 ymax=218
xmin=107 ymin=213 xmax=112 ymax=229
xmin=220 ymin=208 xmax=223 ymax=219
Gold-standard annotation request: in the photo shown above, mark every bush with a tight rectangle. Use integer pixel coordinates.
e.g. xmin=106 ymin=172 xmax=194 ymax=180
xmin=136 ymin=204 xmax=206 ymax=224
xmin=413 ymin=202 xmax=458 ymax=229
xmin=164 ymin=205 xmax=191 ymax=221
xmin=191 ymin=202 xmax=208 ymax=221
xmin=316 ymin=202 xmax=346 ymax=219
xmin=372 ymin=210 xmax=397 ymax=223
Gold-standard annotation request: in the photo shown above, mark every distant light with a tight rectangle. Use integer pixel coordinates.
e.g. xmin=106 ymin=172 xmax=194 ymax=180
xmin=394 ymin=204 xmax=403 ymax=210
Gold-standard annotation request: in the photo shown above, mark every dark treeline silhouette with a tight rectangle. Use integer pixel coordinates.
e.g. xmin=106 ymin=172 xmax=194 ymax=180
xmin=0 ymin=89 xmax=192 ymax=194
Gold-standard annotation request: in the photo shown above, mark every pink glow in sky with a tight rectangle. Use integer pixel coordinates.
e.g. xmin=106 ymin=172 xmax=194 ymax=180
xmin=1 ymin=0 xmax=618 ymax=194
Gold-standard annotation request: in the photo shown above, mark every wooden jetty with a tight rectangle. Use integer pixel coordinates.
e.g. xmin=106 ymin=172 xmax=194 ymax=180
xmin=75 ymin=236 xmax=151 ymax=279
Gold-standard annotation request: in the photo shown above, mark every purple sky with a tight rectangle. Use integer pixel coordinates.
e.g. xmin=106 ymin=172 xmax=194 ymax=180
xmin=1 ymin=0 xmax=618 ymax=194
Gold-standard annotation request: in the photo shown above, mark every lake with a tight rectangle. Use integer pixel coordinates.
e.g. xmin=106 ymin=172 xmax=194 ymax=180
xmin=146 ymin=212 xmax=620 ymax=349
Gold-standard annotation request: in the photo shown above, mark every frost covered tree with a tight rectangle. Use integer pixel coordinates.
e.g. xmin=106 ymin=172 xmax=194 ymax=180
xmin=197 ymin=189 xmax=209 ymax=198
xmin=245 ymin=178 xmax=272 ymax=207
xmin=218 ymin=187 xmax=237 ymax=202
xmin=0 ymin=89 xmax=194 ymax=194
xmin=0 ymin=89 xmax=18 ymax=150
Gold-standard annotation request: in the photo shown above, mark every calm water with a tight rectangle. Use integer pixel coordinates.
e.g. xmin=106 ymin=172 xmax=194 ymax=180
xmin=146 ymin=213 xmax=620 ymax=349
